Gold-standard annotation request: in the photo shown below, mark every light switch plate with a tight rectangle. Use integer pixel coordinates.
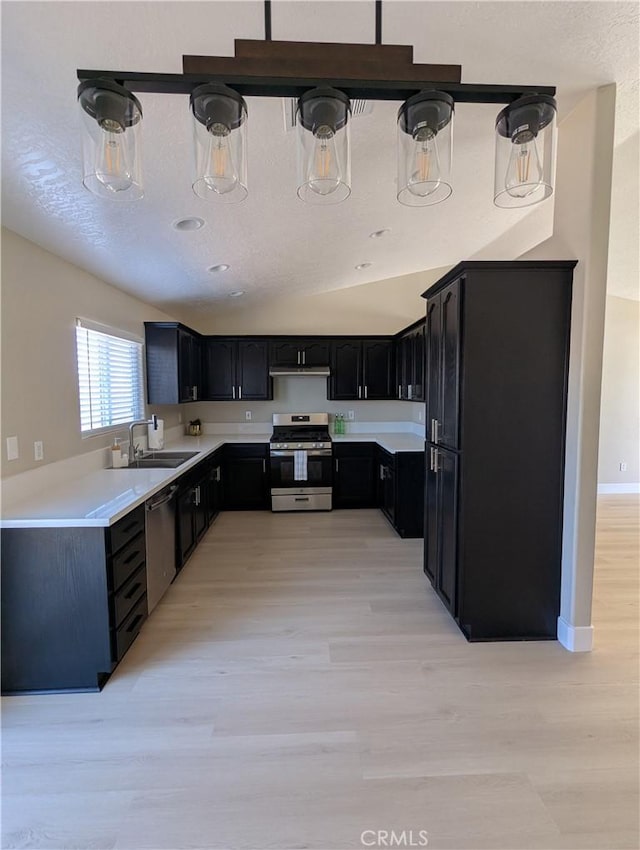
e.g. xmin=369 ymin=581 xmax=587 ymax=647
xmin=34 ymin=441 xmax=44 ymax=461
xmin=6 ymin=436 xmax=19 ymax=461
xmin=347 ymin=410 xmax=355 ymax=420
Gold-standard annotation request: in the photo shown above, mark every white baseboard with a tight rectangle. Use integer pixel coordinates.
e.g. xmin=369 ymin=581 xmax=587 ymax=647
xmin=597 ymin=482 xmax=640 ymax=494
xmin=557 ymin=616 xmax=594 ymax=652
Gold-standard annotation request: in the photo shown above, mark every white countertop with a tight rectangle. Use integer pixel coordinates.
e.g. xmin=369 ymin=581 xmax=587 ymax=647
xmin=332 ymin=432 xmax=425 ymax=453
xmin=1 ymin=431 xmax=424 ymax=529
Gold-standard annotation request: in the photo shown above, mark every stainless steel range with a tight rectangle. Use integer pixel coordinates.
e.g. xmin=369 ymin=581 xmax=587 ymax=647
xmin=270 ymin=413 xmax=333 ymax=512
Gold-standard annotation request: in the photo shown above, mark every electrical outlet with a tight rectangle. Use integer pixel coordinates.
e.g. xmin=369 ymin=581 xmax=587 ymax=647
xmin=245 ymin=410 xmax=252 ymax=420
xmin=347 ymin=410 xmax=355 ymax=421
xmin=6 ymin=436 xmax=19 ymax=461
xmin=619 ymin=462 xmax=627 ymax=472
xmin=34 ymin=441 xmax=44 ymax=461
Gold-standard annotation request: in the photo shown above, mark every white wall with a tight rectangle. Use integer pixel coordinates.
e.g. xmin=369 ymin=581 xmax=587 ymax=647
xmin=520 ymin=85 xmax=617 ymax=651
xmin=598 ymin=295 xmax=640 ymax=489
xmin=0 ymin=228 xmax=181 ymax=477
xmin=187 ymin=379 xmax=423 ymax=427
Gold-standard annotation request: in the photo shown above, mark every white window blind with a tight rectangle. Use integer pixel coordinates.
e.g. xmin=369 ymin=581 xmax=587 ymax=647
xmin=75 ymin=319 xmax=144 ymax=433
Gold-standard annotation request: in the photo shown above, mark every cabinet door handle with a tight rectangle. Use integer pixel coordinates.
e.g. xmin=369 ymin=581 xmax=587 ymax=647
xmin=302 ymin=351 xmax=306 ymax=365
xmin=215 ymin=466 xmax=221 ymax=482
xmin=124 ymin=580 xmax=143 ymax=600
xmin=434 ymin=419 xmax=439 ymax=444
xmin=429 ymin=447 xmax=434 ymax=471
xmin=335 ymin=459 xmax=339 ymax=472
xmin=358 ymin=386 xmax=362 ymax=399
xmin=297 ymin=350 xmax=301 ymax=365
xmin=238 ymin=385 xmax=242 ymax=400
xmin=364 ymin=385 xmax=368 ymax=399
xmin=398 ymin=384 xmax=402 ymax=400
xmin=262 ymin=459 xmax=266 ymax=474
xmin=192 ymin=386 xmax=198 ymax=401
xmin=232 ymin=386 xmax=236 ymax=400
xmin=379 ymin=463 xmax=384 ymax=480
xmin=126 ymin=613 xmax=144 ymax=634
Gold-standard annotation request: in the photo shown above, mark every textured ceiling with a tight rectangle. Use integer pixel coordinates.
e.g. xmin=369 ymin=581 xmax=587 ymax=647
xmin=1 ymin=1 xmax=638 ymax=312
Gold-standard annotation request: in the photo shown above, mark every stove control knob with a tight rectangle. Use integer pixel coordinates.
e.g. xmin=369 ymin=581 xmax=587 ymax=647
xmin=297 ymin=443 xmax=303 ymax=448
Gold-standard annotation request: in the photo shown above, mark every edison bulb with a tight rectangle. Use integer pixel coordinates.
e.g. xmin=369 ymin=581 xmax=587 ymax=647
xmin=407 ymin=127 xmax=442 ymax=197
xmin=96 ymin=120 xmax=133 ymax=193
xmin=505 ymin=131 xmax=543 ymax=198
xmin=307 ymin=125 xmax=341 ymax=196
xmin=203 ymin=123 xmax=238 ymax=195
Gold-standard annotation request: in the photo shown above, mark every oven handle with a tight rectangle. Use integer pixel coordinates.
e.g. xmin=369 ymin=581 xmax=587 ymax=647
xmin=270 ymin=449 xmax=333 ymax=457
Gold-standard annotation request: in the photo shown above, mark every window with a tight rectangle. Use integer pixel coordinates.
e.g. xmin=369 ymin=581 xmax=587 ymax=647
xmin=75 ymin=319 xmax=144 ymax=434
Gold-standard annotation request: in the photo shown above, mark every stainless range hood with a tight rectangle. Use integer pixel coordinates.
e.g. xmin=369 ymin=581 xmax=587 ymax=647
xmin=269 ymin=365 xmax=330 ymax=378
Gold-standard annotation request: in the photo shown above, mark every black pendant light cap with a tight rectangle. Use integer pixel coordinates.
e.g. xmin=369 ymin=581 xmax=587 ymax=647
xmin=190 ymin=84 xmax=247 ymax=131
xmin=398 ymin=90 xmax=454 ymax=136
xmin=496 ymin=93 xmax=557 ymax=140
xmin=78 ymin=78 xmax=142 ymax=128
xmin=298 ymin=87 xmax=351 ymax=134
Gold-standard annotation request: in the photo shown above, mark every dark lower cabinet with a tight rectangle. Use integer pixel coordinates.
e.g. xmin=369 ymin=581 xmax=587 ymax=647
xmin=223 ymin=445 xmax=270 ymax=510
xmin=424 ymin=446 xmax=458 ymax=613
xmin=333 ymin=443 xmax=376 ymax=508
xmin=205 ymin=453 xmax=224 ymax=524
xmin=1 ymin=505 xmax=148 ymax=694
xmin=376 ymin=448 xmax=425 ymax=538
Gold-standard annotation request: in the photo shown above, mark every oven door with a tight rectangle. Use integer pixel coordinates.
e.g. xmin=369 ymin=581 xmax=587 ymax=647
xmin=270 ymin=449 xmax=333 ymax=490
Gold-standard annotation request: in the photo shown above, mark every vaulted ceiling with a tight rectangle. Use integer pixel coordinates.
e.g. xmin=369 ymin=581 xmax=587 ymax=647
xmin=2 ymin=1 xmax=638 ymax=312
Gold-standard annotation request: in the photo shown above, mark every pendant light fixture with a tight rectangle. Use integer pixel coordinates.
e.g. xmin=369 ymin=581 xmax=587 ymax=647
xmin=397 ymin=91 xmax=454 ymax=206
xmin=78 ymin=79 xmax=143 ymax=200
xmin=494 ymin=94 xmax=557 ymax=208
xmin=296 ymin=88 xmax=351 ymax=204
xmin=190 ymin=84 xmax=248 ymax=203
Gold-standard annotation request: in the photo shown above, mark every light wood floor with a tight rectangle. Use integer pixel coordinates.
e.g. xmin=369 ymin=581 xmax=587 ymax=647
xmin=3 ymin=498 xmax=639 ymax=850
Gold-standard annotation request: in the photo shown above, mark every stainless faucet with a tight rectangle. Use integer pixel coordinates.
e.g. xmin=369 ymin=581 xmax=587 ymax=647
xmin=129 ymin=419 xmax=150 ymax=461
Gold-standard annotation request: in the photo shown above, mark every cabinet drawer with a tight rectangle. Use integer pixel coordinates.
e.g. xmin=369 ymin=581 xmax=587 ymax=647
xmin=112 ymin=563 xmax=147 ymax=628
xmin=109 ymin=531 xmax=146 ymax=592
xmin=109 ymin=505 xmax=145 ymax=556
xmin=113 ymin=593 xmax=147 ymax=662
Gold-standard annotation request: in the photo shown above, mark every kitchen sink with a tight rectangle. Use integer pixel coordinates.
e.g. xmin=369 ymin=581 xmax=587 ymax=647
xmin=112 ymin=451 xmax=200 ymax=470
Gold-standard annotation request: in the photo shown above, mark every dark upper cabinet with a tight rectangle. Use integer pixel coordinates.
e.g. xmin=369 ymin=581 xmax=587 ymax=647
xmin=329 ymin=340 xmax=362 ymax=400
xmin=270 ymin=339 xmax=330 ymax=367
xmin=396 ymin=320 xmax=426 ymax=402
xmin=422 ymin=260 xmax=576 ymax=641
xmin=145 ymin=323 xmax=203 ymax=405
xmin=425 ymin=280 xmax=460 ymax=447
xmin=204 ymin=338 xmax=235 ymax=400
xmin=236 ymin=340 xmax=271 ymax=400
xmin=329 ymin=339 xmax=394 ymax=401
xmin=333 ymin=443 xmax=376 ymax=508
xmin=203 ymin=338 xmax=272 ymax=402
xmin=362 ymin=340 xmax=394 ymax=399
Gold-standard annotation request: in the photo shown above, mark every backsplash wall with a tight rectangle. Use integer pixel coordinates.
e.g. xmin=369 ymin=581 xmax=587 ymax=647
xmin=186 ymin=377 xmax=424 ymax=426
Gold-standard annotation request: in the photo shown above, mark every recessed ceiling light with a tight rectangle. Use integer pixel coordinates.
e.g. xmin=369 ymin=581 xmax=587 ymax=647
xmin=229 ymin=290 xmax=245 ymax=297
xmin=208 ymin=264 xmax=230 ymax=273
xmin=369 ymin=228 xmax=391 ymax=239
xmin=172 ymin=217 xmax=205 ymax=231
xmin=355 ymin=262 xmax=372 ymax=270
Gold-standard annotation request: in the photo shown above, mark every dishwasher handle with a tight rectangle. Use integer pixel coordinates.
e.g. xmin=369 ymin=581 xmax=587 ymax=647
xmin=146 ymin=485 xmax=179 ymax=512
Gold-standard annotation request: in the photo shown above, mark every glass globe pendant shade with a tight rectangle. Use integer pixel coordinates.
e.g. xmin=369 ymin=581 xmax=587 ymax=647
xmin=494 ymin=94 xmax=557 ymax=208
xmin=297 ymin=88 xmax=351 ymax=204
xmin=190 ymin=84 xmax=248 ymax=203
xmin=78 ymin=79 xmax=143 ymax=200
xmin=397 ymin=91 xmax=454 ymax=206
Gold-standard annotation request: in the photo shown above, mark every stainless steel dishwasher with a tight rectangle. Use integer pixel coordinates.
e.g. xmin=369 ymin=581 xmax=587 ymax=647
xmin=145 ymin=484 xmax=178 ymax=613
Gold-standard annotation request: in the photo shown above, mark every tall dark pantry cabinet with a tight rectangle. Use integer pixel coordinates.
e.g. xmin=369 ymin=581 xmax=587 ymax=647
xmin=422 ymin=261 xmax=576 ymax=641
